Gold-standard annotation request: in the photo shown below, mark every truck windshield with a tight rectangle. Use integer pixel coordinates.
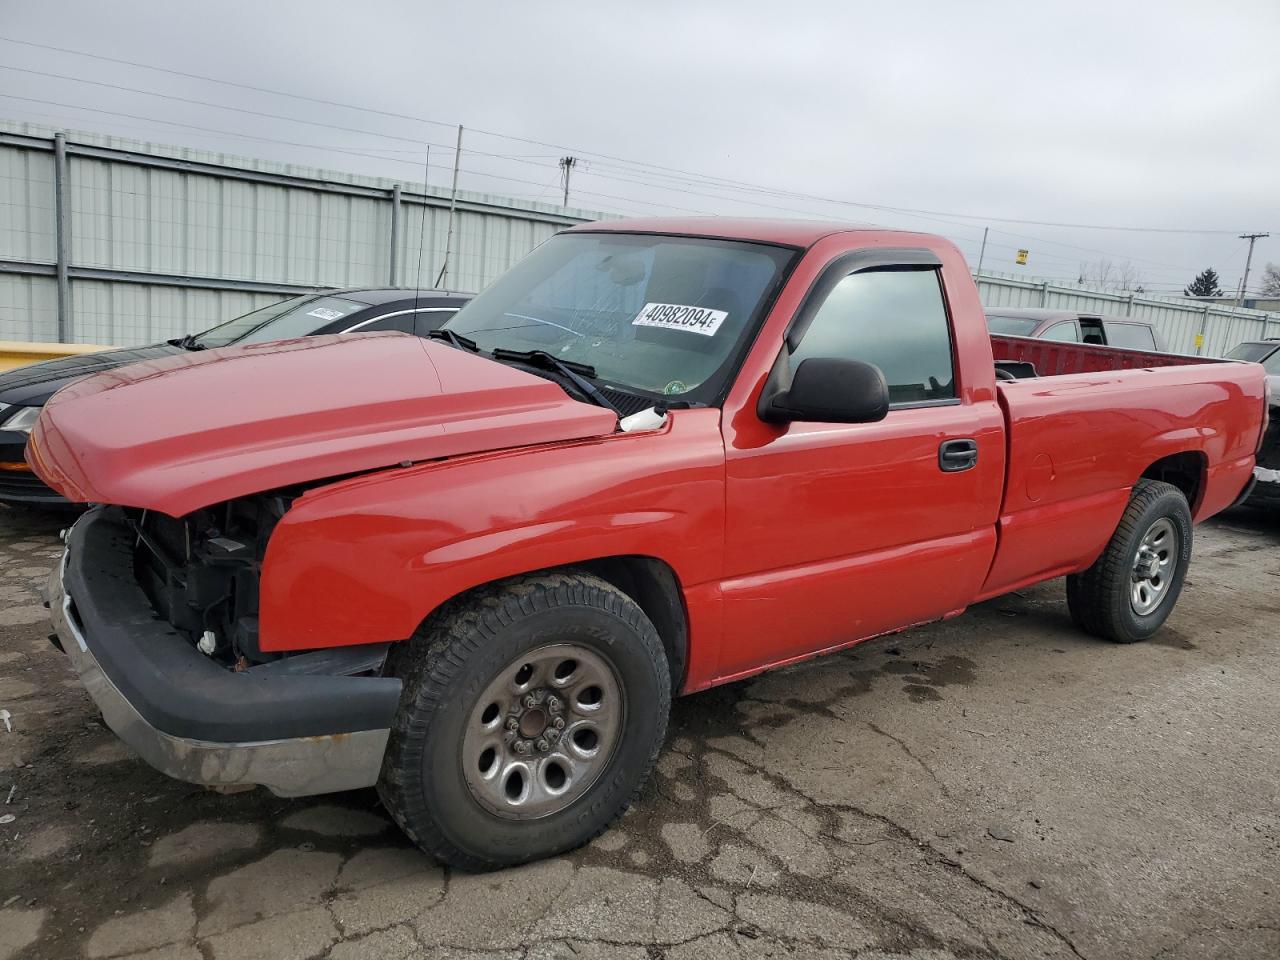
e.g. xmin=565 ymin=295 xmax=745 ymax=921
xmin=192 ymin=295 xmax=365 ymax=349
xmin=443 ymin=233 xmax=796 ymax=405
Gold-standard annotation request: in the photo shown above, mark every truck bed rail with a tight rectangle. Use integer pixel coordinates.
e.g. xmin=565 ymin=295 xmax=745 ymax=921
xmin=990 ymin=334 xmax=1219 ymax=377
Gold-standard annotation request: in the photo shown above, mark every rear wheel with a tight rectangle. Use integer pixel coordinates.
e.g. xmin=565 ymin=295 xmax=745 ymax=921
xmin=1066 ymin=479 xmax=1192 ymax=643
xmin=377 ymin=571 xmax=670 ymax=871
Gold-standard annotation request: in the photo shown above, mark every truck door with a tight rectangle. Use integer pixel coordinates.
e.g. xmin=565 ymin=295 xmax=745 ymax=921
xmin=718 ymin=257 xmax=1005 ymax=679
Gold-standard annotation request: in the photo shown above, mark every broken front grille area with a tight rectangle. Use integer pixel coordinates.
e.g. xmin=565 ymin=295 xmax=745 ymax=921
xmin=127 ymin=495 xmax=291 ymax=666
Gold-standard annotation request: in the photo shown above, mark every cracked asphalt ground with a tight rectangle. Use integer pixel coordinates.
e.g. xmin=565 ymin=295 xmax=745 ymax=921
xmin=1 ymin=504 xmax=1277 ymax=960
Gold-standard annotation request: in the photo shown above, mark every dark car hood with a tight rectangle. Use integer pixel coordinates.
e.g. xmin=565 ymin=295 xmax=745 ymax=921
xmin=0 ymin=344 xmax=183 ymax=407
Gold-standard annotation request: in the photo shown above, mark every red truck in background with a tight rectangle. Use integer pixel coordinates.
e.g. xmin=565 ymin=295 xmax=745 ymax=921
xmin=32 ymin=218 xmax=1266 ymax=871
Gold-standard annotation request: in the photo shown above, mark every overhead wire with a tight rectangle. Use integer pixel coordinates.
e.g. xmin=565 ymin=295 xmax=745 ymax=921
xmin=0 ymin=36 xmax=1266 ymax=238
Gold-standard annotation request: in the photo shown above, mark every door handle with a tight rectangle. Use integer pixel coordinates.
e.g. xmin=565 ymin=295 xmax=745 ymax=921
xmin=938 ymin=438 xmax=979 ymax=472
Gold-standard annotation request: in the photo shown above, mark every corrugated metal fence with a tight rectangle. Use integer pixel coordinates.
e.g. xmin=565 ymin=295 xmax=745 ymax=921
xmin=0 ymin=122 xmax=608 ymax=346
xmin=976 ymin=272 xmax=1280 ymax=357
xmin=3 ymin=120 xmax=1276 ymax=357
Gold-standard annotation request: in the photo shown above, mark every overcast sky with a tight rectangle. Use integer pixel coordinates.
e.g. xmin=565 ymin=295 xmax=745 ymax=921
xmin=2 ymin=1 xmax=1277 ymax=295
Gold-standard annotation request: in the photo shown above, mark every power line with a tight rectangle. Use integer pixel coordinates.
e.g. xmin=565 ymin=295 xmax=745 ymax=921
xmin=0 ymin=34 xmax=1265 ymax=238
xmin=0 ymin=64 xmax=436 ymax=148
xmin=0 ymin=94 xmax=712 ymax=216
xmin=4 ymin=90 xmax=1205 ymax=282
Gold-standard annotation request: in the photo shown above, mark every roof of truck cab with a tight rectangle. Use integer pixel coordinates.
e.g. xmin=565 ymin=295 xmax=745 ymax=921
xmin=566 ymin=217 xmax=900 ymax=247
xmin=984 ymin=306 xmax=1150 ymax=324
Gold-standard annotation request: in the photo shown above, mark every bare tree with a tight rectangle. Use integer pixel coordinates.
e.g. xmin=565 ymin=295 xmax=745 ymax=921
xmin=1078 ymin=259 xmax=1143 ymax=293
xmin=1260 ymin=262 xmax=1280 ymax=298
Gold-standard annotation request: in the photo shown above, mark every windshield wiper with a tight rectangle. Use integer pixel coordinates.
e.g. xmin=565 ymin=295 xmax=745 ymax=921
xmin=426 ymin=328 xmax=479 ymax=352
xmin=490 ymin=348 xmax=621 ymax=417
xmin=166 ymin=334 xmax=206 ymax=351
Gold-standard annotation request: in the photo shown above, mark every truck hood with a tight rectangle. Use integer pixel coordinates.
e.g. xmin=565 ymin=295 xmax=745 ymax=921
xmin=28 ymin=333 xmax=619 ymax=516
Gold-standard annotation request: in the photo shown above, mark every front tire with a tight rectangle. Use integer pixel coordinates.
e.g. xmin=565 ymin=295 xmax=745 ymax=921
xmin=1066 ymin=479 xmax=1193 ymax=643
xmin=377 ymin=571 xmax=670 ymax=871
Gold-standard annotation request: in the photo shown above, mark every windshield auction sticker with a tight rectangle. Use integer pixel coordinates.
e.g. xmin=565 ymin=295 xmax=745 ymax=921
xmin=632 ymin=302 xmax=728 ymax=337
xmin=306 ymin=307 xmax=346 ymax=321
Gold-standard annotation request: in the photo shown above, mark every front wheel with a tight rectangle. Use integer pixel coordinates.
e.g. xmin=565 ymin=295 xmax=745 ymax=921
xmin=377 ymin=571 xmax=670 ymax=871
xmin=1066 ymin=478 xmax=1193 ymax=643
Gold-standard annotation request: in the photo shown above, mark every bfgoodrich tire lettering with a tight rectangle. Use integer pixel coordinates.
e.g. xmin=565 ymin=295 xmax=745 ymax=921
xmin=1066 ymin=478 xmax=1193 ymax=643
xmin=377 ymin=570 xmax=670 ymax=871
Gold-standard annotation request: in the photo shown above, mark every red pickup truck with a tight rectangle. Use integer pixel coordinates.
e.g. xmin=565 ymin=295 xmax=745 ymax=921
xmin=33 ymin=218 xmax=1266 ymax=870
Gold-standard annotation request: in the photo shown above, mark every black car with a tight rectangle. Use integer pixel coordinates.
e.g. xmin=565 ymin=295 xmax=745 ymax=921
xmin=1225 ymin=339 xmax=1280 ymax=507
xmin=0 ymin=288 xmax=469 ymax=507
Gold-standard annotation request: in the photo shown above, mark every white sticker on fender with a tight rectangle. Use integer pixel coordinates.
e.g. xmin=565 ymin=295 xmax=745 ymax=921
xmin=306 ymin=307 xmax=345 ymax=321
xmin=632 ymin=302 xmax=728 ymax=337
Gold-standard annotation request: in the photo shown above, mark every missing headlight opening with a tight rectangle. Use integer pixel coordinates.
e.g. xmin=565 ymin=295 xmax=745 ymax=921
xmin=128 ymin=493 xmax=292 ymax=667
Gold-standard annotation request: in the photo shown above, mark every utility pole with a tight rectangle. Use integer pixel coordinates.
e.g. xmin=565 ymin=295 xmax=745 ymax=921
xmin=559 ymin=156 xmax=577 ymax=208
xmin=435 ymin=125 xmax=463 ymax=289
xmin=1237 ymin=232 xmax=1269 ymax=306
xmin=974 ymin=227 xmax=988 ymax=282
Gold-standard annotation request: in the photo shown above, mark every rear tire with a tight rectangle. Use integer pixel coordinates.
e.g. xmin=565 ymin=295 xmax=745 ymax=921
xmin=377 ymin=571 xmax=670 ymax=871
xmin=1066 ymin=479 xmax=1192 ymax=643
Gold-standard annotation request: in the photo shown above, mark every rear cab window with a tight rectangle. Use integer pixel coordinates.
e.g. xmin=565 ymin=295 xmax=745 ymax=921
xmin=1043 ymin=321 xmax=1080 ymax=342
xmin=790 ymin=269 xmax=955 ymax=406
xmin=1104 ymin=322 xmax=1157 ymax=351
xmin=986 ymin=314 xmax=1038 ymax=336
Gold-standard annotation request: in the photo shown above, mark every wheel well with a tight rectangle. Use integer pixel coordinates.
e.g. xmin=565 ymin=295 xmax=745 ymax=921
xmin=411 ymin=556 xmax=690 ymax=695
xmin=1141 ymin=452 xmax=1206 ymax=511
xmin=577 ymin=556 xmax=688 ymax=695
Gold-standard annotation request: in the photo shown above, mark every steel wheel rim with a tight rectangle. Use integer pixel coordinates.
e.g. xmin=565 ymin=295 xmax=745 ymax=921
xmin=1130 ymin=517 xmax=1178 ymax=616
xmin=461 ymin=643 xmax=625 ymax=820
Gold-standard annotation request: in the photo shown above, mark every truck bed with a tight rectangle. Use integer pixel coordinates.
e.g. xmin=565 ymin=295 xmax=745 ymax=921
xmin=990 ymin=333 xmax=1219 ymax=377
xmin=982 ymin=345 xmax=1262 ymax=600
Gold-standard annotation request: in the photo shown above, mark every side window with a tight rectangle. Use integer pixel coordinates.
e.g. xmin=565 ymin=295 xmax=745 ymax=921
xmin=1079 ymin=318 xmax=1105 ymax=344
xmin=415 ymin=309 xmax=458 ymax=336
xmin=791 ymin=269 xmax=955 ymax=404
xmin=1043 ymin=321 xmax=1080 ymax=342
xmin=1105 ymin=322 xmax=1156 ymax=351
xmin=359 ymin=313 xmax=416 ymax=334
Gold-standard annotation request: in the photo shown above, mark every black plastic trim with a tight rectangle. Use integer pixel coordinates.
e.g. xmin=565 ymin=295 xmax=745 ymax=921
xmin=891 ymin=398 xmax=964 ymax=411
xmin=64 ymin=508 xmax=401 ymax=742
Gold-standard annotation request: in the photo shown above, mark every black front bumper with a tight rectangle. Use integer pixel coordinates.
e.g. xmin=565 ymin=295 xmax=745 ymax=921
xmin=51 ymin=507 xmax=403 ymax=796
xmin=0 ymin=430 xmax=67 ymax=506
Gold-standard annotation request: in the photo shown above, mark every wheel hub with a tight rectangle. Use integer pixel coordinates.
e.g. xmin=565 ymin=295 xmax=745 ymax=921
xmin=1130 ymin=517 xmax=1178 ymax=616
xmin=518 ymin=707 xmax=547 ymax=738
xmin=1133 ymin=546 xmax=1160 ymax=581
xmin=504 ymin=688 xmax=566 ymax=754
xmin=462 ymin=644 xmax=624 ymax=820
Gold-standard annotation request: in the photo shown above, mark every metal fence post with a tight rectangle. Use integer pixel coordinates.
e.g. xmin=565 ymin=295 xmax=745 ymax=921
xmin=388 ymin=184 xmax=401 ymax=287
xmin=1196 ymin=304 xmax=1210 ymax=355
xmin=1039 ymin=281 xmax=1049 ymax=306
xmin=1126 ymin=293 xmax=1135 ymax=317
xmin=53 ymin=132 xmax=71 ymax=341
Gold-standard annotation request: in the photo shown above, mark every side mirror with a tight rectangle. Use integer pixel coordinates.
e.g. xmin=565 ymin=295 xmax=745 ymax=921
xmin=760 ymin=357 xmax=889 ymax=424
